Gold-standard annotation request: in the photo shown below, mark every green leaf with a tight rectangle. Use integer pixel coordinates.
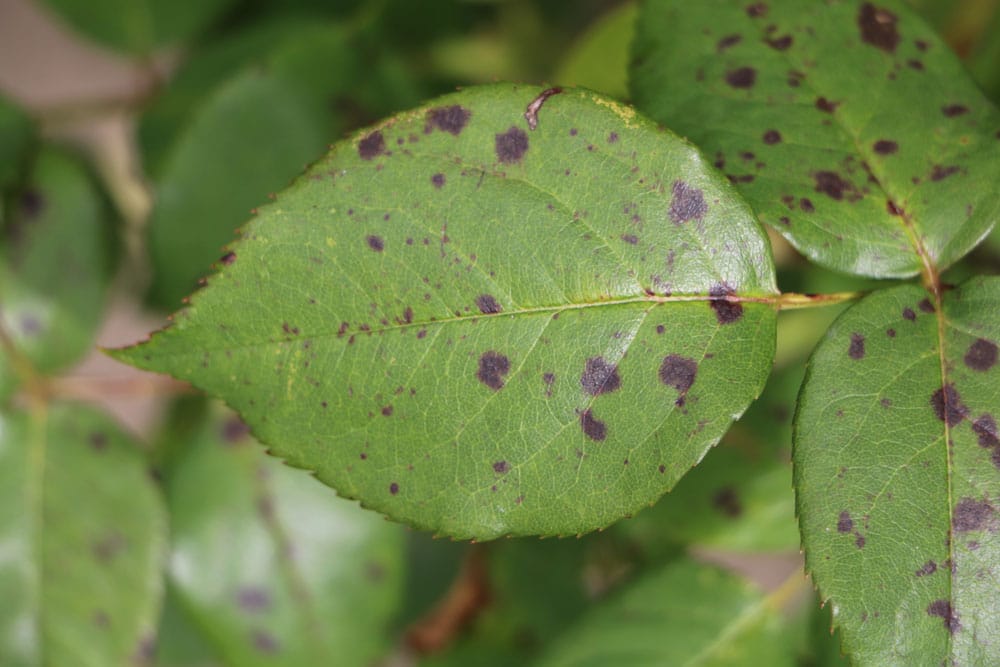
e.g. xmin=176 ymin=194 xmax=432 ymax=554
xmin=0 ymin=403 xmax=167 ymax=667
xmin=0 ymin=147 xmax=114 ymax=395
xmin=533 ymin=558 xmax=795 ymax=666
xmin=551 ymin=2 xmax=638 ymax=99
xmin=146 ymin=70 xmax=327 ymax=308
xmin=40 ymin=0 xmax=237 ymax=55
xmin=0 ymin=95 xmax=32 ymax=192
xmin=116 ymin=84 xmax=778 ymax=539
xmin=163 ymin=404 xmax=404 ymax=666
xmin=795 ymin=276 xmax=1000 ymax=663
xmin=631 ymin=0 xmax=1000 ymax=278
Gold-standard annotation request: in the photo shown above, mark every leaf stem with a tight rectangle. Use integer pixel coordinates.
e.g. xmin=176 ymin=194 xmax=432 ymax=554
xmin=0 ymin=318 xmax=47 ymax=405
xmin=776 ymin=291 xmax=866 ymax=311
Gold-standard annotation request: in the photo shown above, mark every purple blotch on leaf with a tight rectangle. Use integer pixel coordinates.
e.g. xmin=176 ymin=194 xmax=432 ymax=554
xmin=814 ymin=171 xmax=856 ymax=201
xmin=816 ymin=97 xmax=840 ymax=113
xmin=763 ymin=130 xmax=782 ymax=144
xmin=965 ymin=338 xmax=997 ymax=371
xmin=712 ymin=487 xmax=742 ymax=517
xmin=954 ymin=497 xmax=993 ymax=532
xmin=858 ymin=3 xmax=900 ymax=53
xmin=477 ymin=351 xmax=511 ymax=390
xmin=668 ymin=180 xmax=708 ymax=224
xmin=931 ymin=384 xmax=968 ymax=426
xmin=493 ymin=460 xmax=510 ymax=474
xmin=918 ymin=298 xmax=935 ymax=313
xmin=709 ymin=284 xmax=744 ymax=324
xmin=903 ymin=307 xmax=916 ymax=321
xmin=659 ymin=355 xmax=697 ymax=393
xmin=766 ymin=35 xmax=793 ymax=50
xmin=358 ymin=131 xmax=386 ymax=160
xmin=476 ymin=294 xmax=502 ymax=314
xmin=496 ymin=127 xmax=529 ymax=164
xmin=915 ymin=560 xmax=937 ymax=577
xmin=580 ymin=409 xmax=607 ymax=441
xmin=237 ymin=588 xmax=271 ymax=613
xmin=930 ymin=165 xmax=961 ymax=181
xmin=837 ymin=511 xmax=854 ymax=533
xmin=425 ymin=105 xmax=471 ymax=135
xmin=973 ymin=414 xmax=999 ymax=448
xmin=874 ymin=140 xmax=898 ymax=155
xmin=432 ymin=173 xmax=445 ymax=188
xmin=366 ymin=235 xmax=384 ymax=252
xmin=717 ymin=34 xmax=742 ymax=51
xmin=927 ymin=600 xmax=960 ymax=635
xmin=725 ymin=67 xmax=757 ymax=89
xmin=746 ymin=3 xmax=768 ymax=18
xmin=849 ymin=333 xmax=866 ymax=360
xmin=942 ymin=104 xmax=970 ymax=117
xmin=220 ymin=251 xmax=237 ymax=265
xmin=389 ymin=482 xmax=400 ymax=495
xmin=581 ymin=357 xmax=621 ymax=396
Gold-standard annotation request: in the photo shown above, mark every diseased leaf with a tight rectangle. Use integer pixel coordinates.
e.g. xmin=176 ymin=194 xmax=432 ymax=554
xmin=795 ymin=277 xmax=1000 ymax=664
xmin=0 ymin=403 xmax=167 ymax=667
xmin=164 ymin=404 xmax=404 ymax=666
xmin=552 ymin=2 xmax=637 ymax=99
xmin=534 ymin=558 xmax=795 ymax=667
xmin=0 ymin=147 xmax=115 ymax=396
xmin=631 ymin=0 xmax=1000 ymax=278
xmin=40 ymin=0 xmax=237 ymax=54
xmin=116 ymin=84 xmax=778 ymax=539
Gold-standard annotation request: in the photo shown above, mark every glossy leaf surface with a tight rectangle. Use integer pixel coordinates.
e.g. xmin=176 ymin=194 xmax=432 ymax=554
xmin=163 ymin=404 xmax=404 ymax=666
xmin=631 ymin=0 xmax=1000 ymax=278
xmin=534 ymin=558 xmax=794 ymax=666
xmin=0 ymin=147 xmax=114 ymax=396
xmin=795 ymin=277 xmax=1000 ymax=664
xmin=0 ymin=403 xmax=167 ymax=667
xmin=117 ymin=84 xmax=778 ymax=539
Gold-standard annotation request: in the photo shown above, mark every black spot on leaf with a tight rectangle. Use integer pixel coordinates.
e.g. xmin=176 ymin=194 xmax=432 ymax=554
xmin=621 ymin=233 xmax=638 ymax=244
xmin=668 ymin=180 xmax=708 ymax=223
xmin=432 ymin=173 xmax=445 ymax=188
xmin=954 ymin=497 xmax=994 ymax=532
xmin=942 ymin=104 xmax=969 ymax=118
xmin=918 ymin=298 xmax=935 ymax=313
xmin=712 ymin=487 xmax=742 ymax=517
xmin=581 ymin=357 xmax=621 ymax=396
xmin=763 ymin=130 xmax=782 ymax=144
xmin=717 ymin=34 xmax=742 ymax=51
xmin=927 ymin=600 xmax=960 ymax=634
xmin=493 ymin=460 xmax=510 ymax=474
xmin=476 ymin=294 xmax=502 ymax=314
xmin=725 ymin=67 xmax=757 ymax=88
xmin=220 ymin=251 xmax=237 ymax=265
xmin=580 ymin=409 xmax=607 ymax=441
xmin=425 ymin=105 xmax=471 ymax=135
xmin=858 ymin=3 xmax=900 ymax=53
xmin=930 ymin=165 xmax=961 ymax=181
xmin=965 ymin=338 xmax=997 ymax=371
xmin=381 ymin=405 xmax=393 ymax=417
xmin=766 ymin=35 xmax=793 ymax=50
xmin=800 ymin=198 xmax=815 ymax=213
xmin=477 ymin=351 xmax=510 ymax=390
xmin=873 ymin=140 xmax=898 ymax=155
xmin=358 ymin=131 xmax=386 ymax=160
xmin=366 ymin=235 xmax=384 ymax=252
xmin=814 ymin=171 xmax=857 ymax=201
xmin=931 ymin=384 xmax=968 ymax=426
xmin=902 ymin=307 xmax=916 ymax=321
xmin=815 ymin=97 xmax=840 ymax=113
xmin=389 ymin=482 xmax=400 ymax=495
xmin=973 ymin=414 xmax=999 ymax=448
xmin=746 ymin=2 xmax=768 ymax=17
xmin=495 ymin=127 xmax=529 ymax=164
xmin=659 ymin=355 xmax=697 ymax=393
xmin=837 ymin=511 xmax=854 ymax=533
xmin=849 ymin=333 xmax=866 ymax=360
xmin=709 ymin=284 xmax=743 ymax=324
xmin=915 ymin=560 xmax=937 ymax=577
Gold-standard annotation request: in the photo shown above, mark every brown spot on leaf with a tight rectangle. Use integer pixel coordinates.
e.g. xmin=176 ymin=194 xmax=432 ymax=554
xmin=927 ymin=600 xmax=959 ymax=634
xmin=873 ymin=140 xmax=898 ymax=155
xmin=581 ymin=357 xmax=621 ymax=396
xmin=477 ymin=351 xmax=510 ymax=390
xmin=931 ymin=384 xmax=968 ymax=426
xmin=580 ymin=409 xmax=607 ymax=441
xmin=659 ymin=355 xmax=697 ymax=393
xmin=475 ymin=294 xmax=502 ymax=314
xmin=942 ymin=104 xmax=969 ymax=118
xmin=495 ymin=127 xmax=529 ymax=164
xmin=668 ymin=180 xmax=708 ymax=223
xmin=838 ymin=511 xmax=854 ymax=533
xmin=849 ymin=333 xmax=866 ymax=360
xmin=858 ymin=3 xmax=900 ymax=53
xmin=366 ymin=235 xmax=384 ymax=252
xmin=763 ymin=129 xmax=782 ymax=144
xmin=709 ymin=284 xmax=744 ymax=324
xmin=965 ymin=338 xmax=997 ymax=371
xmin=426 ymin=105 xmax=471 ymax=135
xmin=358 ymin=131 xmax=386 ymax=160
xmin=725 ymin=67 xmax=757 ymax=88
